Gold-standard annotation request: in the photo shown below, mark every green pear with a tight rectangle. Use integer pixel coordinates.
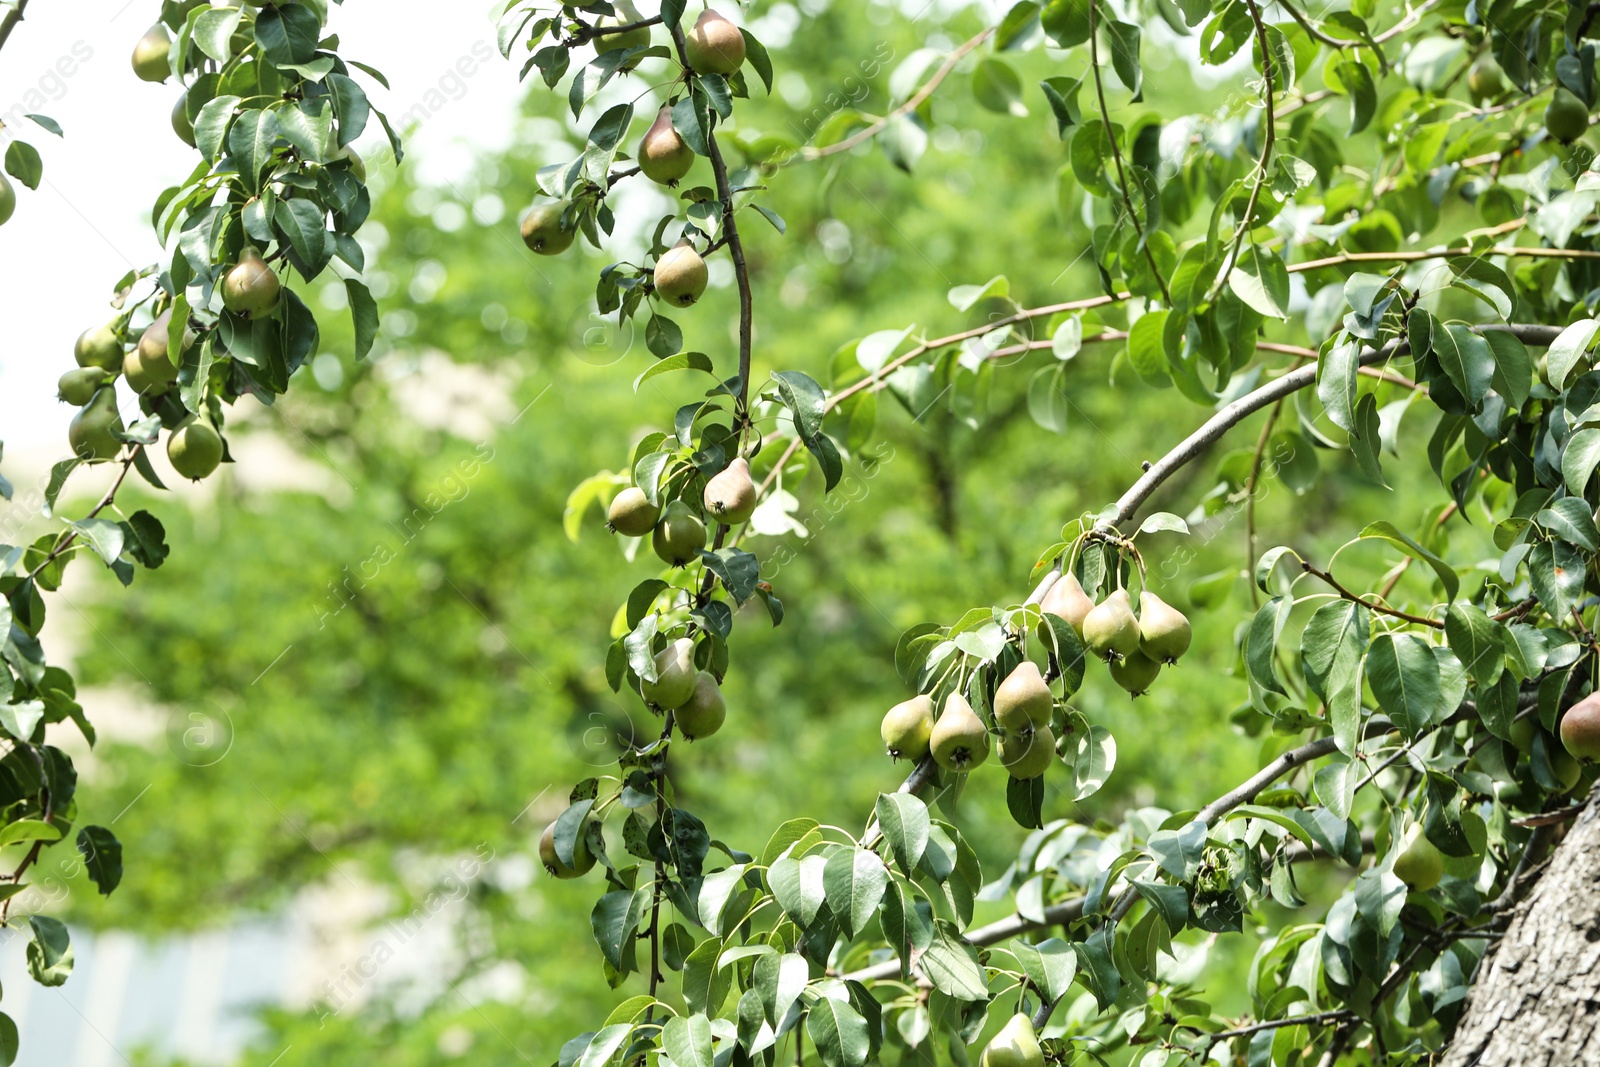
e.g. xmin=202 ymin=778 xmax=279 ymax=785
xmin=1391 ymin=825 xmax=1443 ymax=891
xmin=930 ymin=692 xmax=989 ymax=772
xmin=595 ymin=0 xmax=651 ymax=69
xmin=999 ymin=725 xmax=1055 ymax=780
xmin=171 ymin=92 xmax=196 ymax=146
xmin=676 ymin=670 xmax=727 ymax=740
xmin=336 ymin=147 xmax=367 ymax=183
xmin=75 ymin=323 xmax=124 ymax=371
xmin=703 ymin=457 xmax=757 ymax=524
xmin=881 ymin=694 xmax=934 ymax=761
xmin=125 ymin=310 xmax=181 ymax=395
xmin=222 ymin=246 xmax=281 ymax=319
xmin=1082 ymin=588 xmax=1140 ymax=661
xmin=520 ymin=203 xmax=577 ymax=255
xmin=1109 ymin=650 xmax=1161 ymax=696
xmin=993 ymin=661 xmax=1053 ymax=732
xmin=651 ymin=499 xmax=706 ymax=566
xmin=1546 ymin=87 xmax=1590 ymax=144
xmin=1041 ymin=571 xmax=1095 ymax=635
xmin=1554 ymin=747 xmax=1583 ymax=790
xmin=58 ymin=369 xmax=110 ymax=406
xmin=654 ymin=239 xmax=708 ymax=307
xmin=1560 ymin=692 xmax=1600 ymax=761
xmin=1137 ymin=592 xmax=1191 ymax=664
xmin=168 ymin=418 xmax=223 ymax=481
xmin=608 ymin=486 xmax=661 ymax=537
xmin=0 ymin=171 xmax=14 ymax=227
xmin=68 ymin=387 xmax=124 ymax=462
xmin=980 ymin=1014 xmax=1043 ymax=1067
xmin=540 ymin=819 xmax=596 ymax=878
xmin=642 ymin=637 xmax=697 ymax=710
xmin=132 ymin=25 xmax=172 ymax=82
xmin=1467 ymin=56 xmax=1504 ymax=104
xmin=684 ymin=8 xmax=745 ymax=75
xmin=638 ymin=105 xmax=694 ymax=185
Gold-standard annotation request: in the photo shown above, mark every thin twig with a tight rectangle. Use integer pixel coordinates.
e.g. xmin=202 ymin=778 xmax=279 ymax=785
xmin=793 ymin=28 xmax=993 ymax=163
xmin=0 ymin=0 xmax=31 ymax=56
xmin=1302 ymin=559 xmax=1446 ymax=629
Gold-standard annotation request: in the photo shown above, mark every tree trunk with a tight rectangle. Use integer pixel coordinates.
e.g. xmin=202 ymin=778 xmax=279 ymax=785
xmin=1442 ymin=787 xmax=1600 ymax=1067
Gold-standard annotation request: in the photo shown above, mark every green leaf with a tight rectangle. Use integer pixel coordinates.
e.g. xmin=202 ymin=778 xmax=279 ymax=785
xmin=255 ymin=5 xmax=323 ymax=64
xmin=874 ymin=793 xmax=929 ymax=874
xmin=1484 ymin=329 xmax=1532 ymax=410
xmin=275 ymin=197 xmax=327 ymax=269
xmin=1563 ymin=428 xmax=1600 ymax=495
xmin=682 ymin=937 xmax=732 ymax=1015
xmin=740 ymin=30 xmax=773 ymax=92
xmin=1228 ymin=247 xmax=1290 ymax=319
xmin=1444 ymin=604 xmax=1507 ymax=688
xmin=1012 ymin=938 xmax=1078 ymax=1003
xmin=1317 ymin=340 xmax=1360 ymax=432
xmin=636 ymin=351 xmax=715 ymax=392
xmin=1301 ymin=601 xmax=1369 ymax=754
xmin=70 ymin=518 xmax=125 ymax=566
xmin=1359 ymin=521 xmax=1458 ymax=602
xmin=1366 ymin=633 xmax=1440 ymax=738
xmin=227 ymin=109 xmax=281 ymax=190
xmin=1545 ymin=318 xmax=1600 ymax=389
xmin=972 ymin=58 xmax=1027 ymax=116
xmin=1027 ymin=365 xmax=1070 ymax=434
xmin=807 ymin=997 xmax=871 ymax=1067
xmin=4 ymin=142 xmax=42 ymax=190
xmin=1104 ymin=21 xmax=1143 ymax=97
xmin=663 ymin=1014 xmax=714 ymax=1067
xmin=918 ymin=925 xmax=989 ymax=1000
xmin=26 ymin=915 xmax=72 ymax=987
xmin=1350 ymin=392 xmax=1386 ymax=485
xmin=767 ymin=854 xmax=826 ymax=925
xmin=822 ymin=846 xmax=887 ymax=938
xmin=344 ymin=279 xmax=378 ymax=359
xmin=1433 ymin=324 xmax=1494 ymax=404
xmin=75 ymin=826 xmax=123 ymax=895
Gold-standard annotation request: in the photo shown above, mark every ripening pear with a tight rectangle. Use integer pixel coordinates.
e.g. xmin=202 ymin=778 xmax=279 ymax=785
xmin=881 ymin=694 xmax=934 ymax=762
xmin=652 ymin=499 xmax=706 ymax=566
xmin=654 ymin=239 xmax=708 ymax=307
xmin=171 ymin=93 xmax=196 ymax=146
xmin=1137 ymin=592 xmax=1191 ymax=664
xmin=132 ymin=25 xmax=172 ymax=82
xmin=684 ymin=8 xmax=745 ymax=76
xmin=676 ymin=671 xmax=727 ymax=740
xmin=1082 ymin=588 xmax=1140 ymax=661
xmin=1560 ymin=692 xmax=1600 ymax=761
xmin=1041 ymin=571 xmax=1095 ymax=635
xmin=980 ymin=1014 xmax=1043 ymax=1067
xmin=1391 ymin=825 xmax=1443 ymax=891
xmin=58 ymin=369 xmax=110 ymax=406
xmin=167 ymin=418 xmax=224 ymax=481
xmin=222 ymin=246 xmax=281 ymax=319
xmin=1109 ymin=650 xmax=1161 ymax=696
xmin=641 ymin=637 xmax=697 ymax=710
xmin=608 ymin=486 xmax=661 ymax=537
xmin=993 ymin=661 xmax=1053 ymax=732
xmin=595 ymin=0 xmax=651 ymax=69
xmin=520 ymin=203 xmax=577 ymax=255
xmin=75 ymin=323 xmax=124 ymax=371
xmin=540 ymin=819 xmax=596 ymax=878
xmin=638 ymin=106 xmax=694 ymax=186
xmin=68 ymin=387 xmax=124 ymax=462
xmin=1546 ymin=87 xmax=1590 ymax=144
xmin=930 ymin=692 xmax=989 ymax=772
xmin=0 ymin=171 xmax=14 ymax=227
xmin=999 ymin=725 xmax=1055 ymax=780
xmin=703 ymin=457 xmax=757 ymax=524
xmin=125 ymin=310 xmax=181 ymax=394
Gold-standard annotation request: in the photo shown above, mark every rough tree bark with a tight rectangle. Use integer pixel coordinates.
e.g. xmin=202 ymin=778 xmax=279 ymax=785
xmin=1442 ymin=785 xmax=1600 ymax=1067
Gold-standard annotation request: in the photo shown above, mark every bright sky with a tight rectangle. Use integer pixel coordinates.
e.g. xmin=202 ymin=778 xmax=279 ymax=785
xmin=0 ymin=0 xmax=525 ymax=472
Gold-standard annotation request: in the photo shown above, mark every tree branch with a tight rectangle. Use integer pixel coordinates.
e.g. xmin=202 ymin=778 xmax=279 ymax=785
xmin=793 ymin=28 xmax=993 ymax=164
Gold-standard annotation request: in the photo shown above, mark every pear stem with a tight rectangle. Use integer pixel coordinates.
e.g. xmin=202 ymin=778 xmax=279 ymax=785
xmin=668 ymin=20 xmax=755 ymax=451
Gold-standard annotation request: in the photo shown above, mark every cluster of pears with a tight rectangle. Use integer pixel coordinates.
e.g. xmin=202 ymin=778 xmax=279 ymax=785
xmin=63 ymin=313 xmax=224 ymax=479
xmin=879 ymin=659 xmax=1058 ymax=781
xmin=1042 ymin=573 xmax=1191 ymax=696
xmin=606 ymin=456 xmax=758 ymax=564
xmin=637 ymin=636 xmax=728 ymax=739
